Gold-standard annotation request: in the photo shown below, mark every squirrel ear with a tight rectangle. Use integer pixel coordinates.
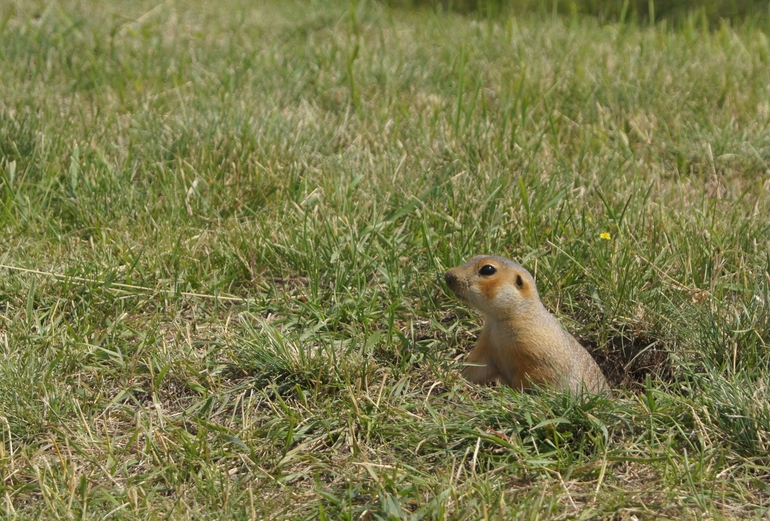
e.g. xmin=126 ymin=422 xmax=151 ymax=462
xmin=516 ymin=274 xmax=524 ymax=288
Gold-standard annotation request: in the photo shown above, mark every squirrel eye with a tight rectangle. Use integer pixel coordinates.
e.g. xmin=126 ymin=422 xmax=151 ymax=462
xmin=516 ymin=274 xmax=524 ymax=287
xmin=478 ymin=264 xmax=497 ymax=276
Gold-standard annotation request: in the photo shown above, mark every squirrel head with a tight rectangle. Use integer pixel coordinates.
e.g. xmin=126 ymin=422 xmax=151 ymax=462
xmin=444 ymin=255 xmax=540 ymax=320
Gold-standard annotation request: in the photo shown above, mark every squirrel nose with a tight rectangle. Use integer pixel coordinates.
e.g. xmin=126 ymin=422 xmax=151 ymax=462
xmin=444 ymin=271 xmax=457 ymax=285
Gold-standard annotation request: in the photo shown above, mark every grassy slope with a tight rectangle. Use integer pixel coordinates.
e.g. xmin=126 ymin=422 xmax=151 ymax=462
xmin=1 ymin=0 xmax=769 ymax=518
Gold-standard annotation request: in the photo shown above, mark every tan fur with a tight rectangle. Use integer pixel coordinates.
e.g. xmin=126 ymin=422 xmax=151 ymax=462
xmin=445 ymin=255 xmax=607 ymax=394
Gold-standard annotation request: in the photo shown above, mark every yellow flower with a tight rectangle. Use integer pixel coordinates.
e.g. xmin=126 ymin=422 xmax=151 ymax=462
xmin=600 ymin=232 xmax=611 ymax=241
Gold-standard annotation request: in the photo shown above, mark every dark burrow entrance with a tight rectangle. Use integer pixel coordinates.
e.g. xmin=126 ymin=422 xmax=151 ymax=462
xmin=586 ymin=333 xmax=672 ymax=391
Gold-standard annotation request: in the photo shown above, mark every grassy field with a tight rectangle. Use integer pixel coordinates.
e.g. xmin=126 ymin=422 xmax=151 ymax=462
xmin=1 ymin=0 xmax=770 ymax=518
xmin=389 ymin=0 xmax=770 ymax=24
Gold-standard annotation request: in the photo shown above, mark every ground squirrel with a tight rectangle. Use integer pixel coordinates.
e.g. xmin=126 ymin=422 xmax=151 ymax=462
xmin=445 ymin=255 xmax=607 ymax=394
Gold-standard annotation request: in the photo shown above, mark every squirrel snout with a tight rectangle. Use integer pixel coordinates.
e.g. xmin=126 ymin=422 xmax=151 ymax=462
xmin=444 ymin=271 xmax=457 ymax=286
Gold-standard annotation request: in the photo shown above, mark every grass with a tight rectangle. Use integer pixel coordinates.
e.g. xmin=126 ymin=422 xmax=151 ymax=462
xmin=389 ymin=0 xmax=770 ymax=25
xmin=0 ymin=0 xmax=769 ymax=518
